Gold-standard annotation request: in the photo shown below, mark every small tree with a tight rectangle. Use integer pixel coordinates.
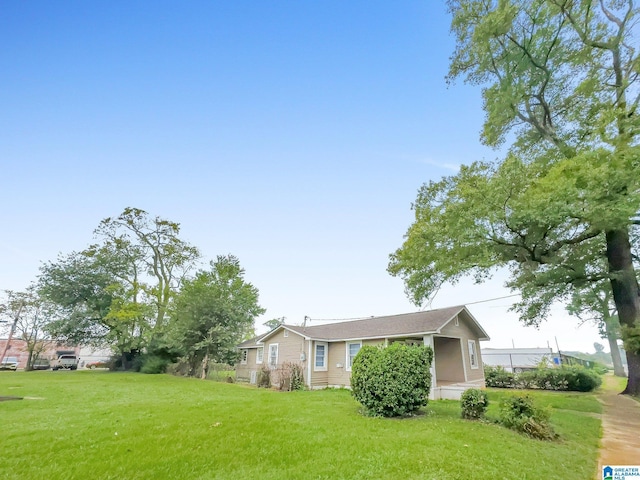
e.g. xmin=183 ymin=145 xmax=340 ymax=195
xmin=351 ymin=343 xmax=433 ymax=417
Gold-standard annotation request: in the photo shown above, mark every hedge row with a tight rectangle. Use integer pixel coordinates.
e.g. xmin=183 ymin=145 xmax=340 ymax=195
xmin=484 ymin=365 xmax=602 ymax=392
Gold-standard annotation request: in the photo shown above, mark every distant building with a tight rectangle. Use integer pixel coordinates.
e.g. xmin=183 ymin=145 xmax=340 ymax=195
xmin=0 ymin=338 xmax=80 ymax=370
xmin=481 ymin=347 xmax=557 ymax=372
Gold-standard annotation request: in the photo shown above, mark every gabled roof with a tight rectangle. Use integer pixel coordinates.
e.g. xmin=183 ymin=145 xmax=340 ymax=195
xmin=255 ymin=305 xmax=489 ymax=344
xmin=237 ymin=336 xmax=261 ymax=349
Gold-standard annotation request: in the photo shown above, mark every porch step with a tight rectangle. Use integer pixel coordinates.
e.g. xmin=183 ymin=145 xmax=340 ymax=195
xmin=432 ymin=383 xmax=482 ymax=400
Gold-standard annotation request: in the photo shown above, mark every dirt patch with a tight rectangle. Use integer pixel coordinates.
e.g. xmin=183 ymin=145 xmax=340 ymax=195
xmin=597 ymin=375 xmax=640 ymax=478
xmin=0 ymin=396 xmax=23 ymax=402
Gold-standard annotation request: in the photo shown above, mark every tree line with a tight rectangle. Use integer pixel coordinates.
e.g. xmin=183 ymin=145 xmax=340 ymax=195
xmin=0 ymin=207 xmax=264 ymax=376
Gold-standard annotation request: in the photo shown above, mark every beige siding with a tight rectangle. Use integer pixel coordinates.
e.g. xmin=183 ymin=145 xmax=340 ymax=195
xmin=236 ymin=347 xmax=259 ymax=382
xmin=264 ymin=329 xmax=307 ymax=365
xmin=439 ymin=313 xmax=484 ymax=383
xmin=262 ymin=329 xmax=308 ymax=387
xmin=325 ymin=339 xmax=383 ymax=387
xmin=433 ymin=336 xmax=465 ymax=383
xmin=326 ymin=342 xmax=348 ymax=386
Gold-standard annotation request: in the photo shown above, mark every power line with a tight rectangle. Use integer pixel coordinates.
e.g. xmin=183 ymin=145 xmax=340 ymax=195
xmin=306 ymin=293 xmax=521 ymax=324
xmin=463 ymin=294 xmax=520 ymax=306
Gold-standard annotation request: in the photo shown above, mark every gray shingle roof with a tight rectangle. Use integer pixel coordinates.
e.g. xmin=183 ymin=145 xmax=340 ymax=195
xmin=256 ymin=305 xmax=488 ymax=343
xmin=237 ymin=336 xmax=261 ymax=348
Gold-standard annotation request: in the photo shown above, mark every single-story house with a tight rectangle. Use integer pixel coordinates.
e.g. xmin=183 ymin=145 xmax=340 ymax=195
xmin=236 ymin=305 xmax=490 ymax=400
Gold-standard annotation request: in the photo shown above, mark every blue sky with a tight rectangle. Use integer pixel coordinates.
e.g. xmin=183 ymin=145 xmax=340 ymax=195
xmin=0 ymin=1 xmax=602 ymax=352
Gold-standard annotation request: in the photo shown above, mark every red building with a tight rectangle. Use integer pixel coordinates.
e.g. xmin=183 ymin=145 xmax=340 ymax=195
xmin=0 ymin=338 xmax=80 ymax=370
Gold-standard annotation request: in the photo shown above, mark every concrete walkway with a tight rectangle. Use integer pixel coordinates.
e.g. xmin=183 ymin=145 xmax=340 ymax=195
xmin=597 ymin=375 xmax=640 ymax=478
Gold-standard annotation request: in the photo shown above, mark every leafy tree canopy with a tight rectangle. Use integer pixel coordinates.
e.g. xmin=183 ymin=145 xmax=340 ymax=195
xmin=390 ymin=0 xmax=640 ymax=394
xmin=171 ymin=255 xmax=265 ymax=372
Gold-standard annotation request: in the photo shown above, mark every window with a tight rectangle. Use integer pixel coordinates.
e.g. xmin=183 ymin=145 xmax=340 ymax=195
xmin=468 ymin=340 xmax=478 ymax=369
xmin=256 ymin=347 xmax=264 ymax=364
xmin=283 ymin=330 xmax=289 ymax=338
xmin=240 ymin=349 xmax=248 ymax=365
xmin=314 ymin=342 xmax=327 ymax=371
xmin=455 ymin=316 xmax=459 ymax=326
xmin=268 ymin=344 xmax=279 ymax=368
xmin=346 ymin=342 xmax=361 ymax=371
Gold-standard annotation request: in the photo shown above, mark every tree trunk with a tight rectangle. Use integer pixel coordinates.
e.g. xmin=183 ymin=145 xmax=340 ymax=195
xmin=25 ymin=349 xmax=34 ymax=372
xmin=200 ymin=352 xmax=209 ymax=380
xmin=605 ymin=320 xmax=627 ymax=377
xmin=605 ymin=229 xmax=640 ymax=395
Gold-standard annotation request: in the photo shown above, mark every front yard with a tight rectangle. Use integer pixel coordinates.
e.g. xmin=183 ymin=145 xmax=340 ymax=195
xmin=0 ymin=372 xmax=601 ymax=479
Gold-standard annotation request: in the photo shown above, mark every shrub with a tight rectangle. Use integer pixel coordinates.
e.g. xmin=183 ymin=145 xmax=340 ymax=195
xmin=257 ymin=364 xmax=271 ymax=388
xmin=499 ymin=394 xmax=557 ymax=440
xmin=460 ymin=388 xmax=489 ymax=420
xmin=351 ymin=343 xmax=433 ymax=417
xmin=484 ymin=365 xmax=515 ymax=388
xmin=139 ymin=355 xmax=170 ymax=374
xmin=484 ymin=365 xmax=602 ymax=392
xmin=276 ymin=362 xmax=305 ymax=391
xmin=560 ymin=366 xmax=602 ymax=392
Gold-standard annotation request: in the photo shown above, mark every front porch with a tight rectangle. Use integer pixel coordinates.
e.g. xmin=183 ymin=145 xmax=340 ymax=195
xmin=396 ymin=334 xmax=480 ymax=400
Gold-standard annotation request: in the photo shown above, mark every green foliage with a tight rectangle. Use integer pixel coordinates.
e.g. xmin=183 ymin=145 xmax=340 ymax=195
xmin=170 ymin=255 xmax=265 ymax=376
xmin=391 ymin=0 xmax=640 ymax=394
xmin=257 ymin=364 xmax=271 ymax=388
xmin=460 ymin=388 xmax=489 ymax=420
xmin=499 ymin=394 xmax=557 ymax=441
xmin=484 ymin=365 xmax=602 ymax=392
xmin=139 ymin=355 xmax=170 ymax=374
xmin=621 ymin=324 xmax=640 ymax=355
xmin=350 ymin=343 xmax=433 ymax=417
xmin=484 ymin=365 xmax=515 ymax=388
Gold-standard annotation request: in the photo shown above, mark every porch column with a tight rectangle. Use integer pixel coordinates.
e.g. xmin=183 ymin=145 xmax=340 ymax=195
xmin=307 ymin=340 xmax=312 ymax=388
xmin=423 ymin=335 xmax=437 ymax=400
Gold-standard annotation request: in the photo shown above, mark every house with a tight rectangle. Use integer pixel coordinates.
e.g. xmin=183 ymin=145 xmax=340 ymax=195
xmin=236 ymin=305 xmax=490 ymax=400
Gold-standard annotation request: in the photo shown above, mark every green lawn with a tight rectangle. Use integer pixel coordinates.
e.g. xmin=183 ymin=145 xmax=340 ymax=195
xmin=0 ymin=372 xmax=601 ymax=480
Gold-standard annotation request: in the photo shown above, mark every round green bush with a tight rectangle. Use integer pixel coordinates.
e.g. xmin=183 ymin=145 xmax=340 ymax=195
xmin=350 ymin=343 xmax=433 ymax=417
xmin=460 ymin=388 xmax=489 ymax=420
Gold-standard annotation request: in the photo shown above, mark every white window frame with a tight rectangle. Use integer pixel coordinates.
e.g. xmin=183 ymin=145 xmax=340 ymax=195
xmin=240 ymin=349 xmax=248 ymax=365
xmin=268 ymin=343 xmax=279 ymax=368
xmin=346 ymin=341 xmax=362 ymax=372
xmin=256 ymin=347 xmax=264 ymax=364
xmin=314 ymin=342 xmax=328 ymax=371
xmin=283 ymin=330 xmax=289 ymax=338
xmin=455 ymin=316 xmax=459 ymax=326
xmin=468 ymin=340 xmax=478 ymax=369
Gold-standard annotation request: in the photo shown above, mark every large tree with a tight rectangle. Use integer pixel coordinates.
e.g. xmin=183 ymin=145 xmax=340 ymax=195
xmin=389 ymin=0 xmax=640 ymax=395
xmin=95 ymin=207 xmax=200 ymax=340
xmin=38 ymin=249 xmax=145 ymax=366
xmin=171 ymin=255 xmax=265 ymax=378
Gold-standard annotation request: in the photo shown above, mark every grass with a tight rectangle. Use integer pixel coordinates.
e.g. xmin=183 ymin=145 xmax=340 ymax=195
xmin=0 ymin=371 xmax=602 ymax=480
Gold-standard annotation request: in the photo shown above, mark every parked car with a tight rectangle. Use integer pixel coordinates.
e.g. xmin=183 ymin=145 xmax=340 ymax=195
xmin=51 ymin=354 xmax=79 ymax=371
xmin=0 ymin=357 xmax=19 ymax=371
xmin=31 ymin=358 xmax=51 ymax=370
xmin=86 ymin=360 xmax=109 ymax=370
